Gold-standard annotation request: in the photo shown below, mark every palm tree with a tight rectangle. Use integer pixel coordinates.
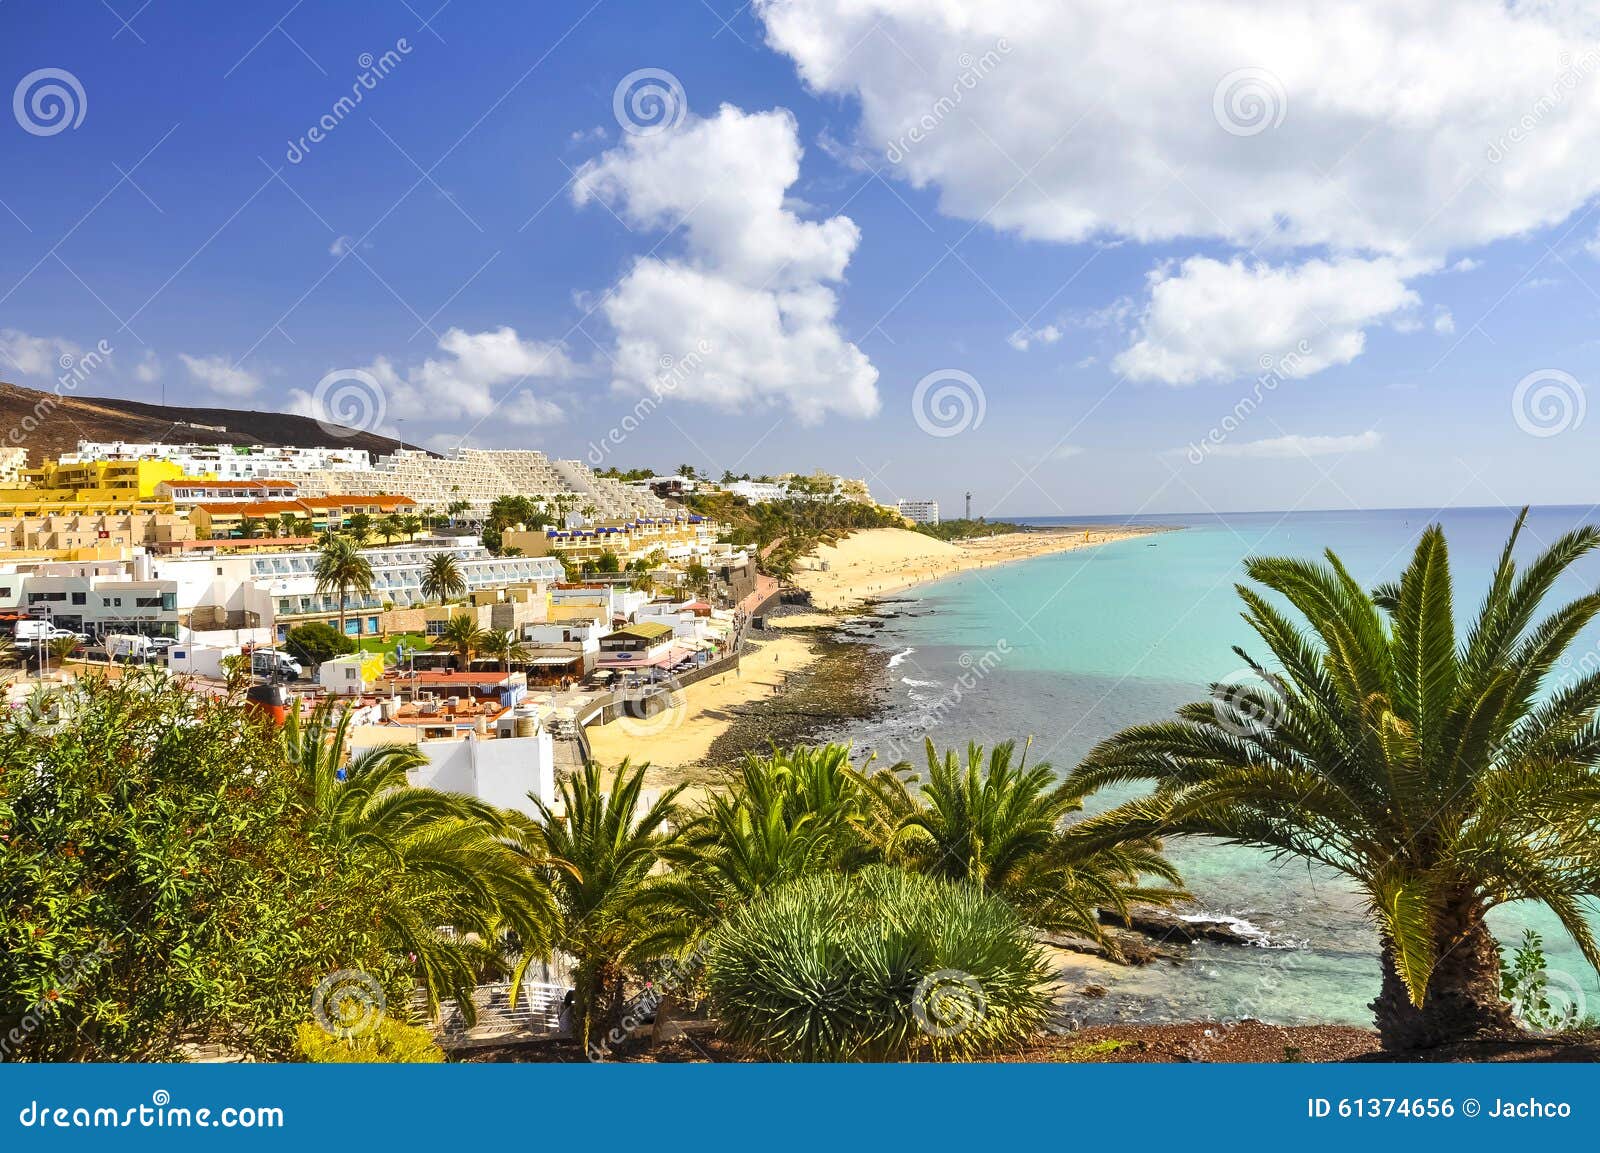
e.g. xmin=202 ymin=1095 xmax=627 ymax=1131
xmin=868 ymin=740 xmax=1182 ymax=946
xmin=275 ymin=512 xmax=298 ymax=538
xmin=400 ymin=513 xmax=423 ymax=541
xmin=237 ymin=515 xmax=264 ymax=540
xmin=377 ymin=513 xmax=404 ymax=544
xmin=283 ymin=701 xmax=556 ymax=1014
xmin=314 ymin=536 xmax=374 ymax=639
xmin=652 ymin=747 xmax=873 ymax=944
xmin=439 ymin=614 xmax=486 ymax=666
xmin=522 ymin=760 xmax=682 ymax=1049
xmin=46 ymin=634 xmax=80 ymax=665
xmin=343 ymin=512 xmax=373 ymax=545
xmin=1072 ymin=510 xmax=1600 ymax=1050
xmin=445 ymin=499 xmax=470 ymax=527
xmin=421 ymin=553 xmax=466 ymax=606
xmin=482 ymin=628 xmax=529 ymax=671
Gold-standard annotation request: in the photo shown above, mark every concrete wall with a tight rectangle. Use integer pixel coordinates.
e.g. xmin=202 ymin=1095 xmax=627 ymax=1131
xmin=411 ymin=732 xmax=554 ymax=819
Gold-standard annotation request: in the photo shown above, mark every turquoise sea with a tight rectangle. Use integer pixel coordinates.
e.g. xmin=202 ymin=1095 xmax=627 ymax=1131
xmin=826 ymin=506 xmax=1600 ymax=1027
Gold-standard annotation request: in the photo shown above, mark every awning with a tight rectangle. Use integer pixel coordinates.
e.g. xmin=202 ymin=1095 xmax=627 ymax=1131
xmin=526 ymin=655 xmax=581 ymax=666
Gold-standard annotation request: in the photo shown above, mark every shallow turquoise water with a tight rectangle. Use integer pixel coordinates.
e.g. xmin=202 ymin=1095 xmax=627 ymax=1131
xmin=829 ymin=506 xmax=1600 ymax=1026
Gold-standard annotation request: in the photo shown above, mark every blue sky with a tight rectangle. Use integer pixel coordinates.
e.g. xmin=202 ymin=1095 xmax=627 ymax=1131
xmin=4 ymin=1 xmax=1600 ymax=517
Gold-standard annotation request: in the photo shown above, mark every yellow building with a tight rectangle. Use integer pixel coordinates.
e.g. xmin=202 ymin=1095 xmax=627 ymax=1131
xmin=21 ymin=458 xmax=189 ymax=501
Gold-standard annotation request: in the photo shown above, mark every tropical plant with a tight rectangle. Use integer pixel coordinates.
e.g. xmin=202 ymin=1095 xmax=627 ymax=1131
xmin=282 ymin=700 xmax=555 ymax=1015
xmin=45 ymin=634 xmax=80 ymax=664
xmin=522 ymin=760 xmax=683 ymax=1050
xmin=237 ymin=515 xmax=264 ymax=540
xmin=276 ymin=512 xmax=299 ymax=538
xmin=652 ymin=745 xmax=878 ymax=943
xmin=1071 ymin=510 xmax=1600 ymax=1050
xmin=421 ymin=553 xmax=466 ymax=605
xmin=294 ymin=1016 xmax=444 ymax=1063
xmin=377 ymin=513 xmax=404 ymax=544
xmin=482 ymin=627 xmax=529 ymax=671
xmin=0 ymin=674 xmax=404 ymax=1060
xmin=313 ymin=536 xmax=374 ymax=639
xmin=439 ymin=615 xmax=487 ymax=665
xmin=343 ymin=513 xmax=373 ymax=545
xmin=400 ymin=513 xmax=424 ymax=540
xmin=284 ymin=621 xmax=356 ymax=667
xmin=684 ymin=561 xmax=712 ymax=598
xmin=703 ymin=866 xmax=1051 ymax=1061
xmin=867 ymin=740 xmax=1183 ymax=946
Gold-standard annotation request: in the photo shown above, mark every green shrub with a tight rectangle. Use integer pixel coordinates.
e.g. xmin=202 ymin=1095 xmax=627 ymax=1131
xmin=284 ymin=621 xmax=357 ymax=667
xmin=703 ymin=865 xmax=1051 ymax=1061
xmin=295 ymin=1017 xmax=445 ymax=1063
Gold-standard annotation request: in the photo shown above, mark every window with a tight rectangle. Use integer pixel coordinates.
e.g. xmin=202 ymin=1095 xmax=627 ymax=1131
xmin=70 ymin=593 xmax=86 ymax=605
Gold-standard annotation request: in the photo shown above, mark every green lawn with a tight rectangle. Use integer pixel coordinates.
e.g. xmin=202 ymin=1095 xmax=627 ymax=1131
xmin=352 ymin=632 xmax=429 ymax=658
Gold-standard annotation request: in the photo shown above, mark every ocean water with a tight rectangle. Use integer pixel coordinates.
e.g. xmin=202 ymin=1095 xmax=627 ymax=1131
xmin=827 ymin=506 xmax=1600 ymax=1027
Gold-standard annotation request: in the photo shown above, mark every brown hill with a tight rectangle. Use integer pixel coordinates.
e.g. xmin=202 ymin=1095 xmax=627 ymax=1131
xmin=0 ymin=381 xmax=424 ymax=465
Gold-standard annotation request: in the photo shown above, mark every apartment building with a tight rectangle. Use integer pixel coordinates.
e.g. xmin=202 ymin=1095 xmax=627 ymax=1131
xmin=190 ymin=494 xmax=418 ymax=539
xmin=62 ymin=441 xmax=372 ymax=477
xmin=896 ymin=499 xmax=940 ymax=526
xmin=22 ymin=458 xmax=188 ymax=499
xmin=157 ymin=478 xmax=299 ymax=505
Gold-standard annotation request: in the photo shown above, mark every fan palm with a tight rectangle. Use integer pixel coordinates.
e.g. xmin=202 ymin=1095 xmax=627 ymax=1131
xmin=313 ymin=536 xmax=374 ymax=639
xmin=482 ymin=628 xmax=529 ymax=671
xmin=283 ymin=701 xmax=555 ymax=1016
xmin=868 ymin=740 xmax=1183 ymax=946
xmin=521 ymin=760 xmax=682 ymax=1050
xmin=439 ymin=615 xmax=486 ymax=665
xmin=421 ymin=553 xmax=466 ymax=605
xmin=1072 ymin=509 xmax=1600 ymax=1050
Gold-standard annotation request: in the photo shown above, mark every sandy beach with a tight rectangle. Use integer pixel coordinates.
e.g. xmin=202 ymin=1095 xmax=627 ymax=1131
xmin=790 ymin=526 xmax=1156 ymax=611
xmin=588 ymin=526 xmax=1155 ymax=780
xmin=585 ymin=629 xmax=820 ymax=785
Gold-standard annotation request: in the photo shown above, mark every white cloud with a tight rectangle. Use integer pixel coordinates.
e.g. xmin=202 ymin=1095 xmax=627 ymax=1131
xmin=285 ymin=326 xmax=575 ymax=427
xmin=330 ymin=235 xmax=355 ymax=257
xmin=1206 ymin=430 xmax=1382 ymax=459
xmin=1112 ymin=256 xmax=1421 ymax=384
xmin=1007 ymin=324 xmax=1061 ymax=351
xmin=180 ymin=353 xmax=260 ymax=397
xmin=134 ymin=351 xmax=162 ymax=383
xmin=1050 ymin=444 xmax=1085 ymax=460
xmin=0 ymin=329 xmax=82 ymax=379
xmin=1433 ymin=306 xmax=1456 ymax=334
xmin=755 ymin=1 xmax=1600 ymax=261
xmin=1450 ymin=257 xmax=1482 ymax=272
xmin=572 ymin=104 xmax=879 ymax=423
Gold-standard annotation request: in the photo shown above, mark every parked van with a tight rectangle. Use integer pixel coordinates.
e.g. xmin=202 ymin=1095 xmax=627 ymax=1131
xmin=250 ymin=649 xmax=303 ymax=680
xmin=14 ymin=620 xmax=87 ymax=648
xmin=105 ymin=634 xmax=154 ymax=662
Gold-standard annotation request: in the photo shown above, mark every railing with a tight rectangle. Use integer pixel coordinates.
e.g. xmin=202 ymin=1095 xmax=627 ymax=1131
xmin=412 ymin=979 xmax=570 ymax=1049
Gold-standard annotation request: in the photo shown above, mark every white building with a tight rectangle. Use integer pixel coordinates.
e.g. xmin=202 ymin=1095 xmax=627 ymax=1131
xmin=897 ymin=499 xmax=940 ymax=526
xmin=63 ymin=441 xmax=371 ymax=476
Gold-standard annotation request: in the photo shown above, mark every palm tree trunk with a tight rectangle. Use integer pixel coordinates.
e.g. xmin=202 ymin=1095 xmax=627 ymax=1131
xmin=1371 ymin=907 xmax=1517 ymax=1051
